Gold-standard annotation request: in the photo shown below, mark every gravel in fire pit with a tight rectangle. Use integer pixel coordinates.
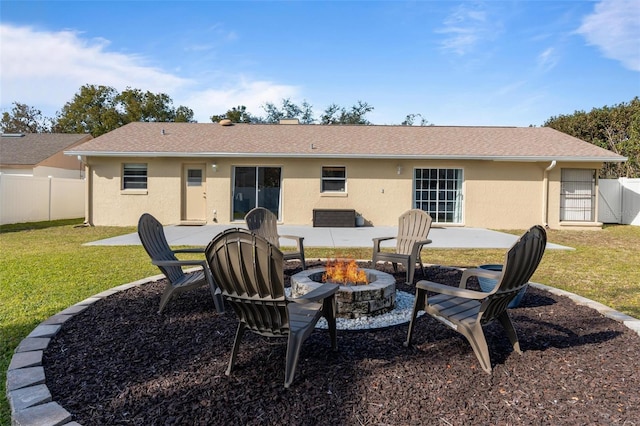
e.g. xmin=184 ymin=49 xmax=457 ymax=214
xmin=42 ymin=262 xmax=640 ymax=425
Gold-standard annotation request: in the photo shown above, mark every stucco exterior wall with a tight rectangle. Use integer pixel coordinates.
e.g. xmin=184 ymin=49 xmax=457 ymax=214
xmin=85 ymin=156 xmax=605 ymax=229
xmin=39 ymin=149 xmax=84 ymax=176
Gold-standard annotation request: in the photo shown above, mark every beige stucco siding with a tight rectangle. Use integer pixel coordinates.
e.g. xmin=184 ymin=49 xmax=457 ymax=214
xmin=462 ymin=161 xmax=544 ymax=229
xmin=89 ymin=157 xmax=184 ymax=225
xmin=282 ymin=158 xmax=411 ymax=226
xmin=85 ymin=156 xmax=605 ymax=229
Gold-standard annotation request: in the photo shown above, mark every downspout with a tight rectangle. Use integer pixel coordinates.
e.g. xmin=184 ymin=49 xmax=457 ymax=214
xmin=542 ymin=160 xmax=557 ymax=228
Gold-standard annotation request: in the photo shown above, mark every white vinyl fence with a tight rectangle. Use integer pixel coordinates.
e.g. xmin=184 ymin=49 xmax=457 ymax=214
xmin=598 ymin=178 xmax=640 ymax=226
xmin=0 ymin=174 xmax=85 ymax=225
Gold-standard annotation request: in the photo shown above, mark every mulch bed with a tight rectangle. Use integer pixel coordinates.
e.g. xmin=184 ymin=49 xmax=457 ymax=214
xmin=43 ymin=262 xmax=640 ymax=425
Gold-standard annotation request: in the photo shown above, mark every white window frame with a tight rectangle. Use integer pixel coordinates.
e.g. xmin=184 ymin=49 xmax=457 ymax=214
xmin=321 ymin=166 xmax=346 ymax=193
xmin=413 ymin=168 xmax=464 ymax=224
xmin=122 ymin=163 xmax=148 ymax=190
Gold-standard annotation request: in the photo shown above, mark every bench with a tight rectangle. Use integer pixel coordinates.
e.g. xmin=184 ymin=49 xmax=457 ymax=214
xmin=312 ymin=209 xmax=356 ymax=227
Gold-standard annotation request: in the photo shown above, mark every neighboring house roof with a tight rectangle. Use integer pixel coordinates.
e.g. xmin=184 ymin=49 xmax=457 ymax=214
xmin=66 ymin=122 xmax=626 ymax=163
xmin=1 ymin=133 xmax=93 ymax=166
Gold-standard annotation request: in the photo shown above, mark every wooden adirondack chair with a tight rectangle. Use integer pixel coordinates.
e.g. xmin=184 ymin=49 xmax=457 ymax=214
xmin=372 ymin=209 xmax=433 ymax=284
xmin=137 ymin=213 xmax=224 ymax=314
xmin=404 ymin=225 xmax=547 ymax=373
xmin=245 ymin=207 xmax=306 ymax=270
xmin=205 ymin=228 xmax=338 ymax=388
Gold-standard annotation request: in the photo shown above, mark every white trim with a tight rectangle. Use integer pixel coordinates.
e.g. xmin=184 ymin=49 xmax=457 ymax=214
xmin=65 ymin=150 xmax=627 ymax=162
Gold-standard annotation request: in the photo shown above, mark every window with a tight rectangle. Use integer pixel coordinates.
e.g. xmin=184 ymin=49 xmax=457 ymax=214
xmin=560 ymin=169 xmax=596 ymax=221
xmin=321 ymin=166 xmax=346 ymax=192
xmin=187 ymin=169 xmax=202 ymax=186
xmin=414 ymin=168 xmax=463 ymax=223
xmin=122 ymin=163 xmax=147 ymax=190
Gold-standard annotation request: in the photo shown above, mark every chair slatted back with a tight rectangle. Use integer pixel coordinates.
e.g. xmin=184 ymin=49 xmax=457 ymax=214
xmin=206 ymin=228 xmax=289 ymax=336
xmin=396 ymin=209 xmax=433 ymax=255
xmin=245 ymin=207 xmax=281 ymax=248
xmin=480 ymin=225 xmax=547 ymax=323
xmin=138 ymin=213 xmax=184 ymax=283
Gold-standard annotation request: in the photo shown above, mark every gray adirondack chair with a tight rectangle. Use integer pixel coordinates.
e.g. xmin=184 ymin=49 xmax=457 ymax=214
xmin=404 ymin=225 xmax=547 ymax=373
xmin=137 ymin=213 xmax=224 ymax=314
xmin=245 ymin=207 xmax=306 ymax=270
xmin=205 ymin=228 xmax=338 ymax=388
xmin=372 ymin=209 xmax=433 ymax=284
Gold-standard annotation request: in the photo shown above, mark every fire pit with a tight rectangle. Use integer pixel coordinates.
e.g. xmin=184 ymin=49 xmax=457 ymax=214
xmin=291 ymin=263 xmax=396 ymax=319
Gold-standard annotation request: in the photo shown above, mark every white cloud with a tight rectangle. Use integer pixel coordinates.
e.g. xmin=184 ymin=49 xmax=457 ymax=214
xmin=537 ymin=47 xmax=559 ymax=72
xmin=0 ymin=24 xmax=297 ymax=122
xmin=180 ymin=78 xmax=300 ymax=123
xmin=436 ymin=3 xmax=495 ymax=55
xmin=576 ymin=0 xmax=640 ymax=71
xmin=0 ymin=24 xmax=191 ymax=115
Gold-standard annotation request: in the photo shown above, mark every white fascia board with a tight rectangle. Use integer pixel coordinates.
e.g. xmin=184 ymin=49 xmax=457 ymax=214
xmin=64 ymin=151 xmax=627 ymax=163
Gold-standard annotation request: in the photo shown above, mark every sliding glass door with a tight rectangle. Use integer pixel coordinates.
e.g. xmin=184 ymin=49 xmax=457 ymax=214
xmin=232 ymin=166 xmax=282 ymax=220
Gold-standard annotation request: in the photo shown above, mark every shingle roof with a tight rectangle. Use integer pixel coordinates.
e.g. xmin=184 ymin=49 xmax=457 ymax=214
xmin=1 ymin=133 xmax=92 ymax=166
xmin=66 ymin=122 xmax=626 ymax=162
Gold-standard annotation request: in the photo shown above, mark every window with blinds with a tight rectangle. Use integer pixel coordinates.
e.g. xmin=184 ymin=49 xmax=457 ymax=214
xmin=122 ymin=163 xmax=148 ymax=190
xmin=321 ymin=166 xmax=346 ymax=192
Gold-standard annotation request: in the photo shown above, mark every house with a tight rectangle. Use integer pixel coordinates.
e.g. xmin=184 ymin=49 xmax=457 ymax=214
xmin=65 ymin=121 xmax=626 ymax=230
xmin=1 ymin=133 xmax=93 ymax=178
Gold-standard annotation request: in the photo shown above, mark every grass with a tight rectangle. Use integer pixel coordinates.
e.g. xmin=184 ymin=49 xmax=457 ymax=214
xmin=1 ymin=221 xmax=639 ymax=424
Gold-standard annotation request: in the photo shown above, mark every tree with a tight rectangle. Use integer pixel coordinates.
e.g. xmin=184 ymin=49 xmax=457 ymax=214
xmin=299 ymin=100 xmax=314 ymax=124
xmin=53 ymin=85 xmax=121 ymax=136
xmin=118 ymin=88 xmax=177 ymax=122
xmin=544 ymin=97 xmax=640 ymax=178
xmin=320 ymin=101 xmax=373 ymax=125
xmin=212 ymin=100 xmax=374 ymax=125
xmin=262 ymin=98 xmax=314 ymax=124
xmin=401 ymin=113 xmax=432 ymax=126
xmin=210 ymin=105 xmax=258 ymax=123
xmin=0 ymin=102 xmax=51 ymax=133
xmin=53 ymin=84 xmax=195 ymax=136
xmin=175 ymin=105 xmax=195 ymax=123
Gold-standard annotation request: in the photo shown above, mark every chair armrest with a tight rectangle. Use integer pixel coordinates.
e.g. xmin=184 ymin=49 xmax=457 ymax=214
xmin=459 ymin=268 xmax=501 ymax=289
xmin=410 ymin=239 xmax=432 ymax=253
xmin=280 ymin=235 xmax=304 ymax=250
xmin=173 ymin=247 xmax=205 ymax=254
xmin=289 ymin=284 xmax=338 ymax=304
xmin=372 ymin=236 xmax=395 ymax=252
xmin=373 ymin=236 xmax=395 ymax=242
xmin=416 ymin=280 xmax=488 ymax=300
xmin=152 ymin=259 xmax=207 ymax=268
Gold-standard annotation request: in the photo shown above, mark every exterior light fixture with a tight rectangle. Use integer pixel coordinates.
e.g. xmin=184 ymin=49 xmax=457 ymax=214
xmin=397 ymin=166 xmax=403 ymax=175
xmin=212 ymin=163 xmax=218 ymax=172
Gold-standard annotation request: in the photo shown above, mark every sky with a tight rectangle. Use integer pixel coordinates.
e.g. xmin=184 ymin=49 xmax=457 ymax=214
xmin=1 ymin=0 xmax=639 ymax=127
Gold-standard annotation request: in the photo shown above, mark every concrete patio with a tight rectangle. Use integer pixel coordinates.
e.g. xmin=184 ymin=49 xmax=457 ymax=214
xmin=86 ymin=224 xmax=572 ymax=250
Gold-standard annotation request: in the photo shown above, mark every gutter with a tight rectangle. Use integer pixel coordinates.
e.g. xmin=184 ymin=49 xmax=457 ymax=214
xmin=542 ymin=160 xmax=557 ymax=228
xmin=64 ymin=151 xmax=628 ymax=163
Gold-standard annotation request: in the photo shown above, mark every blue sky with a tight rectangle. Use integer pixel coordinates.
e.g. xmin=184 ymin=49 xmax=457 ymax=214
xmin=1 ymin=0 xmax=638 ymax=126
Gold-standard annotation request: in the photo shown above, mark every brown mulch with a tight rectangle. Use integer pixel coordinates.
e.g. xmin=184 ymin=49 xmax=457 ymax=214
xmin=42 ymin=262 xmax=640 ymax=425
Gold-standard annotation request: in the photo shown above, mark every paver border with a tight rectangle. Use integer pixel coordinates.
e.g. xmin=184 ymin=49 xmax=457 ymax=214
xmin=6 ymin=271 xmax=640 ymax=426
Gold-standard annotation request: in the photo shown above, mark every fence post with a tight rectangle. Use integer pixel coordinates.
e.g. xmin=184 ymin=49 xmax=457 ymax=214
xmin=48 ymin=176 xmax=53 ymax=221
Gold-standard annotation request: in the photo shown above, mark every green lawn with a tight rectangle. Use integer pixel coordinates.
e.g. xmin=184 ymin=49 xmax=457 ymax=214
xmin=1 ymin=221 xmax=638 ymax=424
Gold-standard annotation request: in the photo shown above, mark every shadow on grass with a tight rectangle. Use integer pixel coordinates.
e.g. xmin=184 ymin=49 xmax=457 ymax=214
xmin=0 ymin=218 xmax=85 ymax=234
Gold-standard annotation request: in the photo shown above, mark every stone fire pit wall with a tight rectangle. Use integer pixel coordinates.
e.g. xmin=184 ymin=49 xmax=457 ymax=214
xmin=291 ymin=268 xmax=396 ymax=319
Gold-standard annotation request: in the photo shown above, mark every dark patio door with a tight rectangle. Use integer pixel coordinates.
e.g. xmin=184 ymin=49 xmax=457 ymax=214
xmin=232 ymin=166 xmax=282 ymax=220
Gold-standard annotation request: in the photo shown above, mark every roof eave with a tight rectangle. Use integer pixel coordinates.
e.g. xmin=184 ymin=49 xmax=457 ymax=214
xmin=64 ymin=151 xmax=627 ymax=163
